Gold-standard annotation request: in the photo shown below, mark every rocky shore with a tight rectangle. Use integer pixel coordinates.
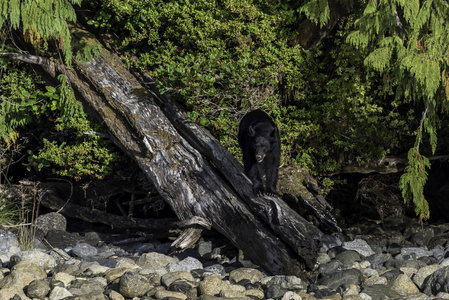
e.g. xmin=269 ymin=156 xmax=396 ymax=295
xmin=2 ymin=212 xmax=449 ymax=300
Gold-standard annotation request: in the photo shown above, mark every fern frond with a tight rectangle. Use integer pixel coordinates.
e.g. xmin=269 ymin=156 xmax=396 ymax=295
xmin=299 ymin=0 xmax=330 ymax=28
xmin=399 ymin=147 xmax=431 ymax=221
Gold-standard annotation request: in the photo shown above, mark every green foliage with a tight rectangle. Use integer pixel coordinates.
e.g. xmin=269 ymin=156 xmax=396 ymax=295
xmin=299 ymin=0 xmax=330 ymax=28
xmin=0 ymin=0 xmax=81 ymax=66
xmin=0 ymin=58 xmax=52 ymax=146
xmin=0 ymin=57 xmax=120 ymax=181
xmin=399 ymin=147 xmax=430 ymax=221
xmin=347 ymin=0 xmax=449 ymax=219
xmin=24 ymin=113 xmax=120 ymax=181
xmin=87 ymin=0 xmax=417 ymax=177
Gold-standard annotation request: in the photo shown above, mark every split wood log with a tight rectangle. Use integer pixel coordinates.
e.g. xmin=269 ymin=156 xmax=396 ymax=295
xmin=0 ymin=23 xmax=339 ymax=275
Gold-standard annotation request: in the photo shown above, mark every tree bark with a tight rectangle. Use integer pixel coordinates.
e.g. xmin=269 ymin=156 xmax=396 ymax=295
xmin=0 ymin=23 xmax=339 ymax=276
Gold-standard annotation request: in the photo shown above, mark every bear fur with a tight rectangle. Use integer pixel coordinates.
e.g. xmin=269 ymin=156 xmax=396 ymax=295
xmin=238 ymin=109 xmax=281 ymax=196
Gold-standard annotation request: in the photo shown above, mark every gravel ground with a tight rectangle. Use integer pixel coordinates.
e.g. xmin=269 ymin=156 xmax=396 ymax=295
xmin=2 ymin=212 xmax=449 ymax=300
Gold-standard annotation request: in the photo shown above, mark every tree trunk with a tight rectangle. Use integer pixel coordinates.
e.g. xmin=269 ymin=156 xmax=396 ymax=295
xmin=0 ymin=23 xmax=339 ymax=277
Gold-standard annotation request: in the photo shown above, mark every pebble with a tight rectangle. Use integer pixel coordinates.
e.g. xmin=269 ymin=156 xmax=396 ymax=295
xmin=2 ymin=213 xmax=449 ymax=300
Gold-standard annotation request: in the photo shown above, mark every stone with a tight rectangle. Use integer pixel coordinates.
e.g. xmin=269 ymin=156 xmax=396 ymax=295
xmin=53 ymin=272 xmax=76 ymax=286
xmin=229 ymin=267 xmax=265 ymax=284
xmin=400 ymin=247 xmax=433 ymax=259
xmin=317 ymin=252 xmax=332 ymax=265
xmin=199 ymin=274 xmax=244 ymax=296
xmin=35 ymin=212 xmax=67 ymax=235
xmin=390 ymin=273 xmax=420 ymax=296
xmin=105 ymin=267 xmax=135 ymax=282
xmin=49 ymin=286 xmax=73 ymax=300
xmin=413 ymin=264 xmax=443 ymax=290
xmin=155 ymin=289 xmax=188 ymax=300
xmin=365 ymin=253 xmax=392 ymax=270
xmin=45 ymin=229 xmax=85 ymax=249
xmin=168 ymin=279 xmax=198 ymax=299
xmin=336 ymin=250 xmax=362 ymax=266
xmin=10 ymin=249 xmax=57 ymax=270
xmin=0 ymin=229 xmax=20 ymax=262
xmin=71 ymin=242 xmax=98 ymax=257
xmin=26 ymin=279 xmax=51 ymax=299
xmin=68 ymin=278 xmax=104 ymax=296
xmin=363 ymin=276 xmax=388 ymax=286
xmin=0 ymin=261 xmax=46 ymax=290
xmin=203 ymin=264 xmax=226 ymax=278
xmin=342 ymin=239 xmax=375 ymax=257
xmin=261 ymin=275 xmax=308 ymax=291
xmin=281 ymin=291 xmax=302 ymax=300
xmin=361 ymin=285 xmax=401 ymax=300
xmin=119 ymin=271 xmax=151 ymax=298
xmin=161 ymin=271 xmax=195 ymax=288
xmin=318 ymin=260 xmax=344 ymax=275
xmin=136 ymin=252 xmax=178 ymax=274
xmin=106 ymin=289 xmax=125 ymax=300
xmin=198 ymin=240 xmax=213 ymax=257
xmin=422 ymin=266 xmax=449 ymax=295
xmin=166 ymin=256 xmax=203 ymax=273
xmin=318 ymin=269 xmax=364 ymax=290
xmin=0 ymin=286 xmax=30 ymax=300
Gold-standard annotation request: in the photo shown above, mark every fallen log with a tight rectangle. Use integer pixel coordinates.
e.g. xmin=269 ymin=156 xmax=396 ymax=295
xmin=0 ymin=23 xmax=340 ymax=275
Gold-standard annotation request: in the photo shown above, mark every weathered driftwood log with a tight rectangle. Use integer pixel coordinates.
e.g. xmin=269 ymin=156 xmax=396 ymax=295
xmin=0 ymin=181 xmax=178 ymax=234
xmin=0 ymin=23 xmax=339 ymax=275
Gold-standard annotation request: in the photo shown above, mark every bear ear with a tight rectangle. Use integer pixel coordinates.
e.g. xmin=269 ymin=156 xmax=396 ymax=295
xmin=249 ymin=126 xmax=256 ymax=136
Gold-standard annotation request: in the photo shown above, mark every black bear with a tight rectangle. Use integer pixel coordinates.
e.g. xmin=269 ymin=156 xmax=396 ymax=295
xmin=238 ymin=109 xmax=281 ymax=196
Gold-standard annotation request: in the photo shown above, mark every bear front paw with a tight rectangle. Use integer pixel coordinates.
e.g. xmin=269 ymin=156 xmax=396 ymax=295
xmin=264 ymin=191 xmax=278 ymax=197
xmin=253 ymin=187 xmax=265 ymax=197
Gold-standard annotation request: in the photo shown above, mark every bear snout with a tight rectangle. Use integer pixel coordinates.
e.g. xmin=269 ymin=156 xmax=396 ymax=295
xmin=256 ymin=153 xmax=265 ymax=163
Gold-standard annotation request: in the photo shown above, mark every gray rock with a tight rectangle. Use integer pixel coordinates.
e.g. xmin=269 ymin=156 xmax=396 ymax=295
xmin=68 ymin=278 xmax=104 ymax=296
xmin=265 ymin=284 xmax=288 ymax=299
xmin=336 ymin=250 xmax=362 ymax=266
xmin=0 ymin=229 xmax=20 ymax=262
xmin=198 ymin=240 xmax=213 ymax=257
xmin=321 ymin=234 xmax=343 ymax=252
xmin=385 ymin=258 xmax=426 ymax=270
xmin=400 ymin=247 xmax=433 ymax=259
xmin=167 ymin=256 xmax=203 ymax=273
xmin=49 ymin=286 xmax=73 ymax=300
xmin=318 ymin=268 xmax=364 ymax=290
xmin=71 ymin=242 xmax=98 ymax=257
xmin=229 ymin=267 xmax=265 ymax=284
xmin=0 ymin=260 xmax=47 ymax=290
xmin=26 ymin=279 xmax=51 ymax=299
xmin=261 ymin=275 xmax=308 ymax=291
xmin=203 ymin=264 xmax=226 ymax=278
xmin=343 ymin=238 xmax=375 ymax=257
xmin=316 ymin=252 xmax=331 ymax=265
xmin=45 ymin=229 xmax=85 ymax=249
xmin=281 ymin=291 xmax=302 ymax=300
xmin=199 ymin=274 xmax=239 ymax=296
xmin=423 ymin=266 xmax=449 ymax=295
xmin=413 ymin=264 xmax=443 ymax=289
xmin=161 ymin=271 xmax=195 ymax=288
xmin=168 ymin=279 xmax=198 ymax=299
xmin=119 ymin=271 xmax=151 ymax=298
xmin=390 ymin=273 xmax=420 ymax=296
xmin=136 ymin=252 xmax=178 ymax=274
xmin=318 ymin=259 xmax=343 ymax=275
xmin=10 ymin=249 xmax=57 ymax=270
xmin=404 ymin=225 xmax=434 ymax=247
xmin=35 ymin=212 xmax=67 ymax=235
xmin=362 ymin=284 xmax=401 ymax=300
